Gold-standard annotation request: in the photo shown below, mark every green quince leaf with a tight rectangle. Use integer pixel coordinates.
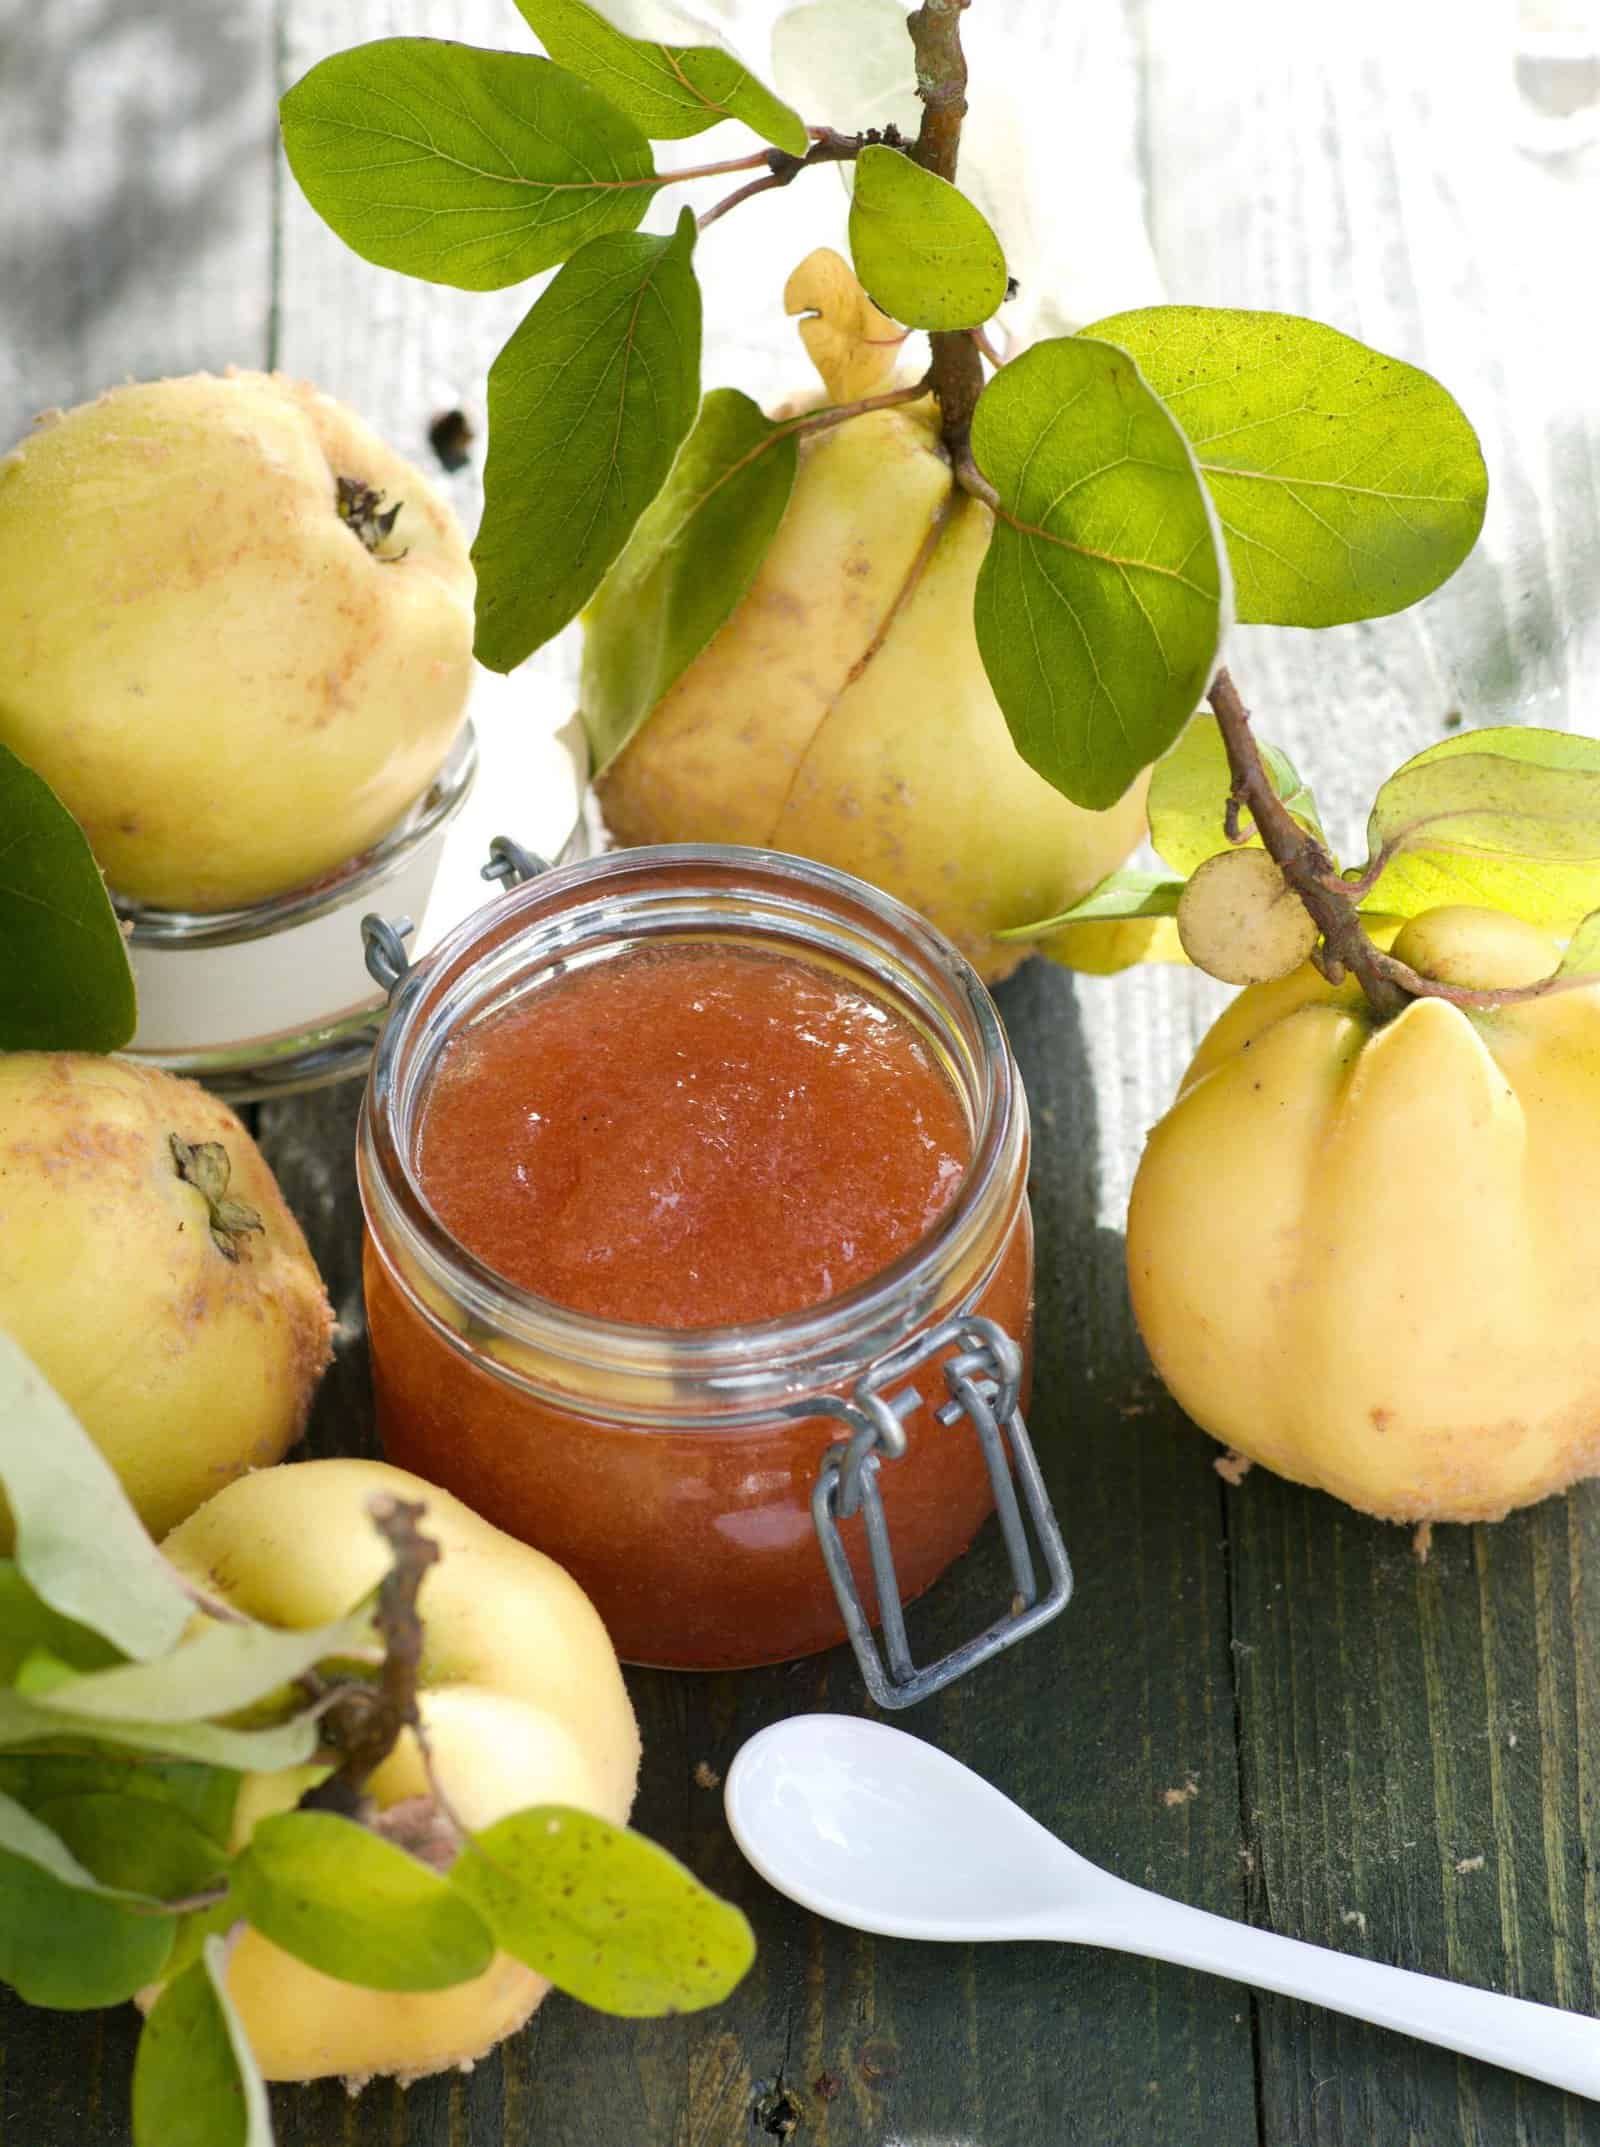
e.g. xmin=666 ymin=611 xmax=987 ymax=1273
xmin=35 ymin=1792 xmax=228 ymax=1902
xmin=0 ymin=1684 xmax=321 ymax=1771
xmin=0 ymin=1332 xmax=193 ymax=1663
xmin=0 ymin=1565 xmax=124 ymax=1681
xmin=279 ymin=39 xmax=657 ymax=291
xmin=231 ymin=1811 xmax=496 ymax=1993
xmin=581 ymin=387 xmax=799 ymax=771
xmin=1148 ymin=714 xmax=1327 ymax=876
xmin=0 ymin=1807 xmax=176 ymax=2006
xmin=16 ymin=1594 xmax=376 ymax=1725
xmin=451 ymin=1804 xmax=755 ymax=2016
xmin=514 ymin=0 xmax=806 ymax=152
xmin=162 ymin=1894 xmax=242 ymax=1986
xmin=132 ymin=1938 xmax=274 ymax=2147
xmin=999 ymin=868 xmax=1187 ymax=941
xmin=475 ymin=210 xmax=703 ymax=671
xmin=0 ymin=1788 xmax=163 ymax=1903
xmin=0 ymin=742 xmax=136 ymax=1052
xmin=0 ymin=1750 xmax=240 ymax=1842
xmin=971 ymin=337 xmax=1228 ymax=810
xmin=1086 ymin=306 xmax=1488 ymax=627
xmin=1560 ymin=909 xmax=1600 ymax=977
xmin=848 ymin=145 xmax=1006 ymax=330
xmin=1363 ymin=728 xmax=1600 ymax=930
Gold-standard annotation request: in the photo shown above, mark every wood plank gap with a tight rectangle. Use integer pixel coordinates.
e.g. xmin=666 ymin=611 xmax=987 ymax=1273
xmin=1217 ymin=1470 xmax=1268 ymax=2147
xmin=267 ymin=0 xmax=289 ymax=373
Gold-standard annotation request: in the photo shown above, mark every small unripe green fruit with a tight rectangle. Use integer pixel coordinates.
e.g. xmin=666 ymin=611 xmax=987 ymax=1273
xmin=1176 ymin=847 xmax=1318 ymax=984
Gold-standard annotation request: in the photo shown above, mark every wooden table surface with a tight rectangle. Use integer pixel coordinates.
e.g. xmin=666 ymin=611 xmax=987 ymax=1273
xmin=6 ymin=2 xmax=1600 ymax=2141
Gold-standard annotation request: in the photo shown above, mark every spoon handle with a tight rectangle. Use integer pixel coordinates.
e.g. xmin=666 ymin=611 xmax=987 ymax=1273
xmin=1070 ymin=1882 xmax=1600 ymax=2101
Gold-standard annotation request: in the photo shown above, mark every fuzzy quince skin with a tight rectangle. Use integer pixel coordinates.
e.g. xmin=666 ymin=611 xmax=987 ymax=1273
xmin=0 ymin=370 xmax=474 ymax=910
xmin=593 ymin=253 xmax=1148 ymax=983
xmin=1127 ymin=906 xmax=1600 ymax=1522
xmin=158 ymin=1457 xmax=641 ymax=2087
xmin=0 ymin=1053 xmax=331 ymax=1538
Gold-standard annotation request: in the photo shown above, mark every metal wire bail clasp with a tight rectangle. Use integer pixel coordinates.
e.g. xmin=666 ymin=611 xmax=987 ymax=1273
xmin=810 ymin=1316 xmax=1072 ymax=1709
xmin=362 ymin=836 xmax=553 ymax=1001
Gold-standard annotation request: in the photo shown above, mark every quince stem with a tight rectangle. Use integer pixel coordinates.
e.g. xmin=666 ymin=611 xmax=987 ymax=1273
xmin=1208 ymin=669 xmax=1584 ymax=1015
xmin=909 ymin=0 xmax=988 ymax=463
xmin=316 ymin=1496 xmax=440 ymax=1800
xmin=1209 ymin=669 xmax=1415 ymax=1016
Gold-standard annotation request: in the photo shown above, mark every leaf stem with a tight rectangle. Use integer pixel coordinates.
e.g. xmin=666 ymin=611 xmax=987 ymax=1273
xmin=657 ymin=148 xmax=788 ymax=184
xmin=693 ymin=129 xmax=864 ymax=230
xmin=907 ymin=0 xmax=986 ymax=461
xmin=953 ymin=451 xmax=999 ymax=512
xmin=783 ymin=376 xmax=933 ymax=443
xmin=971 ymin=325 xmax=1007 ymax=370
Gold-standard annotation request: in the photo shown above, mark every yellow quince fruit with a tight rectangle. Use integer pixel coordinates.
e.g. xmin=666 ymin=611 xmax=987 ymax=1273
xmin=1127 ymin=905 xmax=1600 ymax=1521
xmin=0 ymin=371 xmax=474 ymax=911
xmin=593 ymin=251 xmax=1148 ymax=983
xmin=156 ymin=1457 xmax=641 ymax=2087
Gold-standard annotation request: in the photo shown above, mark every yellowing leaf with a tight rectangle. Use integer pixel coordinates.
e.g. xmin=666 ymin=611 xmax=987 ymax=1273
xmin=452 ymin=1805 xmax=754 ymax=2016
xmin=232 ymin=1812 xmax=495 ymax=1993
xmin=785 ymin=247 xmax=905 ymax=403
xmin=1149 ymin=716 xmax=1326 ymax=876
xmin=1364 ymin=727 xmax=1600 ymax=931
xmin=1086 ymin=306 xmax=1488 ymax=627
xmin=848 ymin=146 xmax=1006 ymax=331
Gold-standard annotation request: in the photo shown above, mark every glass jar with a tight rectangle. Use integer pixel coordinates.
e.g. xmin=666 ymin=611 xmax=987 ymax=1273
xmin=358 ymin=845 xmax=1054 ymax=1682
xmin=116 ymin=668 xmax=590 ymax=1104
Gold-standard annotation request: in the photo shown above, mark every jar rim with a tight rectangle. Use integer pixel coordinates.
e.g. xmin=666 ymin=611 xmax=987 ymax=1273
xmin=358 ymin=843 xmax=1027 ymax=1408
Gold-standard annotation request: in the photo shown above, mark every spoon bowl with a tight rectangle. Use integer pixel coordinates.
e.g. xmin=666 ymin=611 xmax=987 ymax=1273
xmin=726 ymin=1713 xmax=1600 ymax=2103
xmin=725 ymin=1710 xmax=1098 ymax=1940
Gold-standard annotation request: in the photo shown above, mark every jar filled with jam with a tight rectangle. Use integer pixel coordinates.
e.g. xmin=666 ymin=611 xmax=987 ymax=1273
xmin=358 ymin=845 xmax=1058 ymax=1682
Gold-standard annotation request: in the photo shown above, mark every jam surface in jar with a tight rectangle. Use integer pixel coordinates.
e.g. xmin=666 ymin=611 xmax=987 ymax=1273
xmin=367 ymin=932 xmax=1032 ymax=1670
xmin=415 ymin=943 xmax=971 ymax=1327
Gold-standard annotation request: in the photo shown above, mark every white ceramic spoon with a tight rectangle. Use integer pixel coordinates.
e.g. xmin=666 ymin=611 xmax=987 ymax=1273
xmin=724 ymin=1713 xmax=1600 ymax=2102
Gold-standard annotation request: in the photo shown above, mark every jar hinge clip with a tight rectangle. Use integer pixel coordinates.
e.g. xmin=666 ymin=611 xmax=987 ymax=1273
xmin=362 ymin=837 xmax=552 ymax=999
xmin=810 ymin=1315 xmax=1072 ymax=1709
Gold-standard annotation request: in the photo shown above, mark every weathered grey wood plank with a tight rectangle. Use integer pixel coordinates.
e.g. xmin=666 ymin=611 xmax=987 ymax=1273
xmin=0 ymin=4 xmax=278 ymax=2138
xmin=1135 ymin=3 xmax=1600 ymax=2140
xmin=0 ymin=0 xmax=279 ymax=448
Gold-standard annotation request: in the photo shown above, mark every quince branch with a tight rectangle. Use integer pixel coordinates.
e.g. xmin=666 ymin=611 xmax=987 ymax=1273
xmin=1208 ymin=670 xmax=1586 ymax=1015
xmin=909 ymin=0 xmax=986 ymax=460
xmin=317 ymin=1495 xmax=440 ymax=1797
